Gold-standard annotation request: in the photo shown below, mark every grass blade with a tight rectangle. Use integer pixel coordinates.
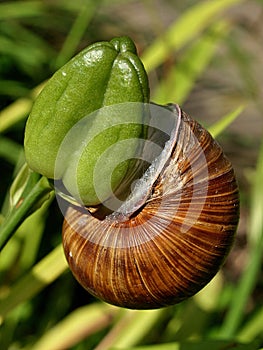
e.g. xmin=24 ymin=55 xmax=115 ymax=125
xmin=0 ymin=136 xmax=23 ymax=165
xmin=30 ymin=303 xmax=118 ymax=350
xmin=153 ymin=21 xmax=230 ymax=105
xmin=141 ymin=0 xmax=244 ymax=72
xmin=0 ymin=1 xmax=45 ymax=20
xmin=237 ymin=306 xmax=263 ymax=343
xmin=0 ymin=82 xmax=44 ymax=133
xmin=0 ymin=244 xmax=67 ymax=323
xmin=208 ymin=105 xmax=245 ymax=138
xmin=95 ymin=309 xmax=164 ymax=350
xmin=218 ymin=139 xmax=263 ymax=338
xmin=54 ymin=2 xmax=99 ymax=69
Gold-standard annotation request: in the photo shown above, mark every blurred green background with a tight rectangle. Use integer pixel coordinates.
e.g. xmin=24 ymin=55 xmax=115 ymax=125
xmin=0 ymin=0 xmax=262 ymax=349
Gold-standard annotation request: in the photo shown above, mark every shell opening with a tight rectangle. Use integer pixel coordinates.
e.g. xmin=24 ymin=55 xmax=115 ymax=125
xmin=107 ymin=104 xmax=182 ymax=222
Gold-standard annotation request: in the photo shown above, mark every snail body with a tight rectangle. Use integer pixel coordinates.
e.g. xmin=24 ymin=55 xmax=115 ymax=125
xmin=62 ymin=104 xmax=239 ymax=309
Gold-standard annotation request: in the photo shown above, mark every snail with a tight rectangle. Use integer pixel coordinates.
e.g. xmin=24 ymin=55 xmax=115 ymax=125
xmin=24 ymin=36 xmax=239 ymax=309
xmin=61 ymin=103 xmax=239 ymax=309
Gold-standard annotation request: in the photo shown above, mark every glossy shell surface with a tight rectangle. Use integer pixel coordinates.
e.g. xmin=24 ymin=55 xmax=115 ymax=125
xmin=62 ymin=107 xmax=239 ymax=309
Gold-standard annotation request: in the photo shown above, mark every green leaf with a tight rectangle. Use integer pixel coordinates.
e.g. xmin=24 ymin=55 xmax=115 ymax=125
xmin=0 ymin=136 xmax=23 ymax=165
xmin=0 ymin=82 xmax=45 ymax=133
xmin=110 ymin=340 xmax=259 ymax=350
xmin=54 ymin=2 xmax=100 ymax=69
xmin=237 ymin=306 xmax=263 ymax=343
xmin=0 ymin=244 xmax=67 ymax=323
xmin=0 ymin=199 xmax=49 ymax=275
xmin=9 ymin=163 xmax=31 ymax=208
xmin=0 ymin=174 xmax=53 ymax=250
xmin=141 ymin=0 xmax=245 ymax=72
xmin=0 ymin=1 xmax=45 ymax=20
xmin=218 ymin=139 xmax=263 ymax=338
xmin=208 ymin=105 xmax=245 ymax=138
xmin=153 ymin=20 xmax=230 ymax=105
xmin=102 ymin=309 xmax=164 ymax=349
xmin=30 ymin=303 xmax=118 ymax=350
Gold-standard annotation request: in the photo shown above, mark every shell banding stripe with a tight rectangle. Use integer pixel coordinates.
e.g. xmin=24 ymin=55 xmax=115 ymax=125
xmin=62 ymin=107 xmax=239 ymax=309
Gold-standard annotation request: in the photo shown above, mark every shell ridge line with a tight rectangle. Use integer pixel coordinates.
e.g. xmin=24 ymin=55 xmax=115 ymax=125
xmin=137 ymin=221 xmax=187 ymax=296
xmin=132 ymin=238 xmax=170 ymax=306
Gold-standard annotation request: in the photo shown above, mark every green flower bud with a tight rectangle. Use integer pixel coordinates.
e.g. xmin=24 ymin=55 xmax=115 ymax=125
xmin=24 ymin=37 xmax=149 ymax=206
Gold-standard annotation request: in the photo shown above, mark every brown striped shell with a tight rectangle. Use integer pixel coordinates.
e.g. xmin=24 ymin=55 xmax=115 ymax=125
xmin=62 ymin=104 xmax=239 ymax=309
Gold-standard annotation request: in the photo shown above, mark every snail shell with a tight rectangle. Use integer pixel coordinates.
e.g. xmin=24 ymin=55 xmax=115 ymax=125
xmin=62 ymin=104 xmax=239 ymax=309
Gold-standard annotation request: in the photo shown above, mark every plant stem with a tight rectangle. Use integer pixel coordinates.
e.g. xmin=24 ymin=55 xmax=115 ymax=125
xmin=0 ymin=175 xmax=53 ymax=251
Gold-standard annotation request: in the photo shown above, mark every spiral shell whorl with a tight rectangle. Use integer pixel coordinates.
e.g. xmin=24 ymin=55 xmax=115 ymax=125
xmin=62 ymin=108 xmax=239 ymax=309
